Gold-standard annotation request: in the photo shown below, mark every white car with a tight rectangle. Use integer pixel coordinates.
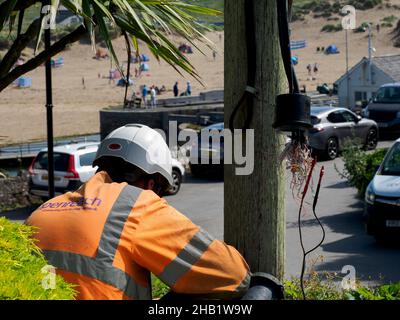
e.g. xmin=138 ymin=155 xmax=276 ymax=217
xmin=364 ymin=138 xmax=400 ymax=243
xmin=29 ymin=142 xmax=184 ymax=199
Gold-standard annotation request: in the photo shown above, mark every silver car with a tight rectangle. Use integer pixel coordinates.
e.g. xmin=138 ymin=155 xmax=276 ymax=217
xmin=308 ymin=106 xmax=379 ymax=160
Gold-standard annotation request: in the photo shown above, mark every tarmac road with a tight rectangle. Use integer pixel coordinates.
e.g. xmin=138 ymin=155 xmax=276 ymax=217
xmin=3 ymin=140 xmax=399 ymax=284
xmin=169 ymin=140 xmax=400 ymax=284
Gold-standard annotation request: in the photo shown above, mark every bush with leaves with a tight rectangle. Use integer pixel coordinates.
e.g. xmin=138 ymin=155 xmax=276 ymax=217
xmin=321 ymin=24 xmax=343 ymax=32
xmin=348 ymin=0 xmax=382 ymax=10
xmin=337 ymin=145 xmax=388 ymax=196
xmin=0 ymin=217 xmax=76 ymax=300
xmin=354 ymin=22 xmax=373 ymax=33
xmin=285 ymin=269 xmax=400 ymax=300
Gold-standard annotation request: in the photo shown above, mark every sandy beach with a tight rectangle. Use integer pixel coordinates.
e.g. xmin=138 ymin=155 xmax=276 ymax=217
xmin=0 ymin=31 xmax=224 ymax=146
xmin=2 ymin=2 xmax=400 ymax=146
xmin=291 ymin=2 xmax=400 ymax=90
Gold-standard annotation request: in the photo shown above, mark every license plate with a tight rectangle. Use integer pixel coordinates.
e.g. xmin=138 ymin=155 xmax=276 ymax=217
xmin=378 ymin=123 xmax=389 ymax=128
xmin=42 ymin=175 xmax=61 ymax=182
xmin=386 ymin=220 xmax=400 ymax=227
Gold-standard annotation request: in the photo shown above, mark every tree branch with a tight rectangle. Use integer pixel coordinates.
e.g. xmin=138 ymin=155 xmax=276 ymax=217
xmin=0 ymin=18 xmax=41 ymax=78
xmin=0 ymin=24 xmax=87 ymax=92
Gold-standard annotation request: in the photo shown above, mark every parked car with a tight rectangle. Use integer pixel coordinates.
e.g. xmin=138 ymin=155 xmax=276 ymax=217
xmin=364 ymin=138 xmax=400 ymax=243
xmin=363 ymin=83 xmax=400 ymax=134
xmin=29 ymin=142 xmax=184 ymax=199
xmin=308 ymin=106 xmax=379 ymax=160
xmin=189 ymin=122 xmax=224 ymax=177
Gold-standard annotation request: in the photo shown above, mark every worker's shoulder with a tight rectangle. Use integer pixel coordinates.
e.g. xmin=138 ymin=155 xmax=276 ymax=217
xmin=136 ymin=189 xmax=164 ymax=203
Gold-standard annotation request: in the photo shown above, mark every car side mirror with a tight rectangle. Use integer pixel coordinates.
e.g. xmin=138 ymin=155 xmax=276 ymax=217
xmin=356 ymin=115 xmax=362 ymax=123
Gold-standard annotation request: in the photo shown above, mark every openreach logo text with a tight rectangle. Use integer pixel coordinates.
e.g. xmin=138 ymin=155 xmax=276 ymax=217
xmin=148 ymin=121 xmax=255 ymax=176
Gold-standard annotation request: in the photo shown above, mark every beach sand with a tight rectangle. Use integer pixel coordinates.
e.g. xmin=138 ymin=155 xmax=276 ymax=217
xmin=2 ymin=2 xmax=400 ymax=146
xmin=0 ymin=31 xmax=224 ymax=146
xmin=291 ymin=3 xmax=400 ymax=92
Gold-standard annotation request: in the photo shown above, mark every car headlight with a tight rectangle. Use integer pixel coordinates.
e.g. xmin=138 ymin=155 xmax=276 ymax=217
xmin=365 ymin=186 xmax=375 ymax=205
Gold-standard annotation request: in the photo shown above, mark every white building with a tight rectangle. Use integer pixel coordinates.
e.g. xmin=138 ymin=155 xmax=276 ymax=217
xmin=334 ymin=54 xmax=400 ymax=109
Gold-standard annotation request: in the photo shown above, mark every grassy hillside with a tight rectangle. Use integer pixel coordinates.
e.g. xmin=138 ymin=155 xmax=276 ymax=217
xmin=185 ymin=0 xmax=224 ymax=24
xmin=292 ymin=0 xmax=385 ymax=21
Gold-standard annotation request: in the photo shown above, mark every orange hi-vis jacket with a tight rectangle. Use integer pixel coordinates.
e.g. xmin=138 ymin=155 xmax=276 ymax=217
xmin=26 ymin=171 xmax=250 ymax=300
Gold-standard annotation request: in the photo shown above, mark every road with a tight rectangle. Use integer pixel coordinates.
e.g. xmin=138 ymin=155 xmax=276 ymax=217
xmin=169 ymin=140 xmax=400 ymax=284
xmin=2 ymin=141 xmax=399 ymax=284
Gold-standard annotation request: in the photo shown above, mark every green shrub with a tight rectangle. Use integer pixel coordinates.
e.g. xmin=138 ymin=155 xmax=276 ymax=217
xmin=0 ymin=217 xmax=77 ymax=300
xmin=151 ymin=274 xmax=169 ymax=299
xmin=285 ymin=271 xmax=345 ymax=300
xmin=381 ymin=22 xmax=393 ymax=28
xmin=321 ymin=24 xmax=343 ymax=32
xmin=337 ymin=146 xmax=388 ymax=196
xmin=349 ymin=0 xmax=382 ymax=10
xmin=354 ymin=22 xmax=373 ymax=33
xmin=314 ymin=12 xmax=332 ymax=19
xmin=347 ymin=283 xmax=400 ymax=300
xmin=382 ymin=15 xmax=397 ymax=24
xmin=285 ymin=270 xmax=400 ymax=300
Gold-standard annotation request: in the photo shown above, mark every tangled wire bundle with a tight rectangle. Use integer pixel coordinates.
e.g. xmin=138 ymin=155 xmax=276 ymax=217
xmin=280 ymin=142 xmax=314 ymax=199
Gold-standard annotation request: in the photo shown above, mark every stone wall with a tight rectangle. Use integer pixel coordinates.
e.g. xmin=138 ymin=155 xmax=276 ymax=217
xmin=0 ymin=171 xmax=33 ymax=211
xmin=100 ymin=104 xmax=224 ymax=141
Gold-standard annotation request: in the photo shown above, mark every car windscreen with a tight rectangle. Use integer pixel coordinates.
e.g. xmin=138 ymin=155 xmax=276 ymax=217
xmin=381 ymin=143 xmax=400 ymax=176
xmin=79 ymin=152 xmax=97 ymax=167
xmin=33 ymin=152 xmax=70 ymax=172
xmin=373 ymin=86 xmax=400 ymax=104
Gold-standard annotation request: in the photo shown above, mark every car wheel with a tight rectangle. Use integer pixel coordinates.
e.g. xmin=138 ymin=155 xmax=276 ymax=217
xmin=325 ymin=137 xmax=338 ymax=160
xmin=365 ymin=128 xmax=378 ymax=150
xmin=167 ymin=168 xmax=182 ymax=195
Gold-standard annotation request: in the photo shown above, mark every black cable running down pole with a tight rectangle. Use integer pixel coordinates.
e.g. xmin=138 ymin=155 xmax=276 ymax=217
xmin=277 ymin=0 xmax=299 ymax=94
xmin=44 ymin=0 xmax=55 ymax=199
xmin=228 ymin=0 xmax=256 ymax=131
xmin=123 ymin=32 xmax=131 ymax=107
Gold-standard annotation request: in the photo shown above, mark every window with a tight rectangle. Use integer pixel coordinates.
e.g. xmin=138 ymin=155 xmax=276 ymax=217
xmin=341 ymin=111 xmax=358 ymax=123
xmin=33 ymin=152 xmax=70 ymax=171
xmin=355 ymin=91 xmax=367 ymax=102
xmin=381 ymin=143 xmax=400 ymax=176
xmin=327 ymin=111 xmax=346 ymax=123
xmin=79 ymin=152 xmax=97 ymax=167
xmin=373 ymin=86 xmax=400 ymax=104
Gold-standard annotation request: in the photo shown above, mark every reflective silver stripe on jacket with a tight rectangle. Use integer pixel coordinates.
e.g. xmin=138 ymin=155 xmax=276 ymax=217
xmin=236 ymin=272 xmax=251 ymax=294
xmin=159 ymin=228 xmax=215 ymax=287
xmin=96 ymin=185 xmax=142 ymax=263
xmin=43 ymin=185 xmax=151 ymax=300
xmin=43 ymin=250 xmax=150 ymax=300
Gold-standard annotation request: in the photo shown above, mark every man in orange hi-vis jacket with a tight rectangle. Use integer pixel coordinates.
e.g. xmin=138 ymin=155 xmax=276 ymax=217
xmin=26 ymin=124 xmax=251 ymax=300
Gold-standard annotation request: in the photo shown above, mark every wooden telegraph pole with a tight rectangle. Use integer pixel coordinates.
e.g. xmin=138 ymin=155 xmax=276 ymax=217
xmin=224 ymin=0 xmax=286 ymax=280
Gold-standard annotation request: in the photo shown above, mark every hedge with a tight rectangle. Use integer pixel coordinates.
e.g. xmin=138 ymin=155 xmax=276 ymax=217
xmin=0 ymin=217 xmax=76 ymax=300
xmin=337 ymin=146 xmax=388 ymax=196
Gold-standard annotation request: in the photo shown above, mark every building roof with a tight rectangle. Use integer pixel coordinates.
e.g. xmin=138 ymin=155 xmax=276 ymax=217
xmin=373 ymin=55 xmax=400 ymax=81
xmin=334 ymin=54 xmax=400 ymax=85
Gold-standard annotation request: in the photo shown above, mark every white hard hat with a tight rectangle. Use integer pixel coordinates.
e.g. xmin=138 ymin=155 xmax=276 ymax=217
xmin=93 ymin=124 xmax=173 ymax=186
